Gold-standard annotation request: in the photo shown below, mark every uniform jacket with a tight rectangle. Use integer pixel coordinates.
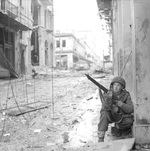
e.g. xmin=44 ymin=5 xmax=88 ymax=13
xmin=102 ymin=90 xmax=134 ymax=116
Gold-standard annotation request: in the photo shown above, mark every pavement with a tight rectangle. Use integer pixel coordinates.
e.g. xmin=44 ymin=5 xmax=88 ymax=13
xmin=63 ymin=88 xmax=135 ymax=151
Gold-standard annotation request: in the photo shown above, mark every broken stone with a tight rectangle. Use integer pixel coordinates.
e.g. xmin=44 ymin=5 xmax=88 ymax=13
xmin=87 ymin=109 xmax=94 ymax=112
xmin=72 ymin=119 xmax=79 ymax=125
xmin=46 ymin=142 xmax=56 ymax=146
xmin=79 ymin=139 xmax=86 ymax=143
xmin=2 ymin=112 xmax=6 ymax=115
xmin=3 ymin=133 xmax=10 ymax=137
xmin=143 ymin=144 xmax=149 ymax=149
xmin=135 ymin=143 xmax=141 ymax=150
xmin=26 ymin=82 xmax=32 ymax=86
xmin=76 ymin=96 xmax=81 ymax=98
xmin=62 ymin=132 xmax=69 ymax=143
xmin=34 ymin=129 xmax=42 ymax=133
xmin=51 ymin=117 xmax=60 ymax=120
xmin=86 ymin=96 xmax=93 ymax=101
xmin=1 ymin=117 xmax=5 ymax=121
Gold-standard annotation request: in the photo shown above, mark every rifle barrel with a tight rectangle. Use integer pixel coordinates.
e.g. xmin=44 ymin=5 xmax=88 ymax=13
xmin=85 ymin=74 xmax=108 ymax=93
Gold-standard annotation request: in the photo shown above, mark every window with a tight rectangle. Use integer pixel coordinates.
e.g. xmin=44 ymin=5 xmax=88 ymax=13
xmin=5 ymin=31 xmax=14 ymax=44
xmin=1 ymin=0 xmax=5 ymax=10
xmin=20 ymin=31 xmax=23 ymax=39
xmin=62 ymin=40 xmax=66 ymax=47
xmin=44 ymin=10 xmax=47 ymax=28
xmin=20 ymin=0 xmax=23 ymax=7
xmin=56 ymin=40 xmax=60 ymax=47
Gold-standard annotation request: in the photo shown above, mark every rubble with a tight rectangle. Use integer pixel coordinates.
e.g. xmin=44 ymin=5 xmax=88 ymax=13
xmin=0 ymin=69 xmax=138 ymax=150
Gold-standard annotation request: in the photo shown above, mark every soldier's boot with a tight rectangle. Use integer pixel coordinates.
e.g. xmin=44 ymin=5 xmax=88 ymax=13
xmin=98 ymin=131 xmax=105 ymax=142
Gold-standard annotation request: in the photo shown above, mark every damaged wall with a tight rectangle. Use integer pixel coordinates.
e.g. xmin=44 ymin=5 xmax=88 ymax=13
xmin=15 ymin=31 xmax=32 ymax=75
xmin=37 ymin=27 xmax=54 ymax=67
xmin=113 ymin=0 xmax=133 ymax=94
xmin=112 ymin=0 xmax=150 ymax=144
xmin=32 ymin=0 xmax=54 ymax=68
xmin=134 ymin=0 xmax=150 ymax=144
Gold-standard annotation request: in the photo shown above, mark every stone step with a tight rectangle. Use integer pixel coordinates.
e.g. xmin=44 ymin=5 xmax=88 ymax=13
xmin=66 ymin=138 xmax=135 ymax=151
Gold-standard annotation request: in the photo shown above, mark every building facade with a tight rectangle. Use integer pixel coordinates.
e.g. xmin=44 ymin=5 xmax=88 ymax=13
xmin=0 ymin=0 xmax=54 ymax=78
xmin=0 ymin=0 xmax=33 ymax=77
xmin=112 ymin=0 xmax=150 ymax=144
xmin=55 ymin=33 xmax=95 ymax=69
xmin=97 ymin=0 xmax=150 ymax=145
xmin=31 ymin=0 xmax=54 ymax=68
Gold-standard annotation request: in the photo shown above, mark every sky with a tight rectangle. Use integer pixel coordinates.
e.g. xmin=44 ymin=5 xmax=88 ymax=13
xmin=53 ymin=0 xmax=109 ymax=59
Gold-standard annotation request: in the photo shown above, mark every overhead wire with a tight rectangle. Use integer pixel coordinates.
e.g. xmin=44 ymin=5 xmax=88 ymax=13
xmin=9 ymin=80 xmax=28 ymax=122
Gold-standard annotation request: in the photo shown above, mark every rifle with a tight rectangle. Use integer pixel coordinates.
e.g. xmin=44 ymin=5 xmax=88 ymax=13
xmin=85 ymin=74 xmax=108 ymax=93
xmin=85 ymin=74 xmax=119 ymax=100
xmin=85 ymin=74 xmax=122 ymax=123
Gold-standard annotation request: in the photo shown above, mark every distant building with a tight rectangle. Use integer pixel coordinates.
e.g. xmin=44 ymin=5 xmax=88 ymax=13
xmin=55 ymin=33 xmax=95 ymax=70
xmin=31 ymin=0 xmax=54 ymax=67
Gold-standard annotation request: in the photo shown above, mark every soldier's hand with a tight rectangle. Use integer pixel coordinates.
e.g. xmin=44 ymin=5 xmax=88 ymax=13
xmin=106 ymin=91 xmax=113 ymax=99
xmin=103 ymin=91 xmax=113 ymax=108
xmin=113 ymin=99 xmax=118 ymax=104
xmin=112 ymin=104 xmax=119 ymax=113
xmin=116 ymin=101 xmax=123 ymax=107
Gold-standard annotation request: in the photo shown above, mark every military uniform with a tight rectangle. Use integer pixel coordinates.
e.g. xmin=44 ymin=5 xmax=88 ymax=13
xmin=97 ymin=77 xmax=134 ymax=142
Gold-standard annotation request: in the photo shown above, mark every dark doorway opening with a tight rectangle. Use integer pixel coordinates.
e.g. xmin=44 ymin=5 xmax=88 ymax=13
xmin=31 ymin=31 xmax=39 ymax=66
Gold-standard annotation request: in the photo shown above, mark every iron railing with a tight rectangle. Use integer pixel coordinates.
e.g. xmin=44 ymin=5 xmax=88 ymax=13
xmin=1 ymin=0 xmax=18 ymax=18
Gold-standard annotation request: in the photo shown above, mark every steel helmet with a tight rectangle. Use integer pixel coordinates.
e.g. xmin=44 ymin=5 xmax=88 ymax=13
xmin=110 ymin=77 xmax=126 ymax=89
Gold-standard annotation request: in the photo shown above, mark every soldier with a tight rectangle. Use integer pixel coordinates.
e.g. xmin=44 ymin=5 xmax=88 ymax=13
xmin=98 ymin=77 xmax=134 ymax=142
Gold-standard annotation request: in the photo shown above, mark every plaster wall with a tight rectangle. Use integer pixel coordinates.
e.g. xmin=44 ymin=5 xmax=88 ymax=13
xmin=67 ymin=53 xmax=73 ymax=68
xmin=134 ymin=0 xmax=150 ymax=143
xmin=15 ymin=31 xmax=31 ymax=75
xmin=12 ymin=0 xmax=33 ymax=28
xmin=113 ymin=0 xmax=150 ymax=143
xmin=121 ymin=0 xmax=133 ymax=95
xmin=74 ymin=40 xmax=86 ymax=57
xmin=38 ymin=27 xmax=53 ymax=67
xmin=36 ymin=0 xmax=54 ymax=67
xmin=113 ymin=0 xmax=133 ymax=94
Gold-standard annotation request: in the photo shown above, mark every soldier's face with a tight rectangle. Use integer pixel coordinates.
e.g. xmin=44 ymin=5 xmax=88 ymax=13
xmin=112 ymin=82 xmax=122 ymax=93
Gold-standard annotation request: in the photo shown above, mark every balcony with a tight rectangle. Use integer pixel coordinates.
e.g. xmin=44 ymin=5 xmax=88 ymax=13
xmin=0 ymin=0 xmax=32 ymax=31
xmin=1 ymin=0 xmax=18 ymax=19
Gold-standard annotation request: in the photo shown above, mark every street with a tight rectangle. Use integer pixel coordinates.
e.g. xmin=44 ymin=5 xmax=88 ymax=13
xmin=0 ymin=68 xmax=112 ymax=151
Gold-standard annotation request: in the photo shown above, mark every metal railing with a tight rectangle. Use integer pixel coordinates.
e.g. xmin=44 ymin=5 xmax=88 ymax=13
xmin=1 ymin=0 xmax=18 ymax=17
